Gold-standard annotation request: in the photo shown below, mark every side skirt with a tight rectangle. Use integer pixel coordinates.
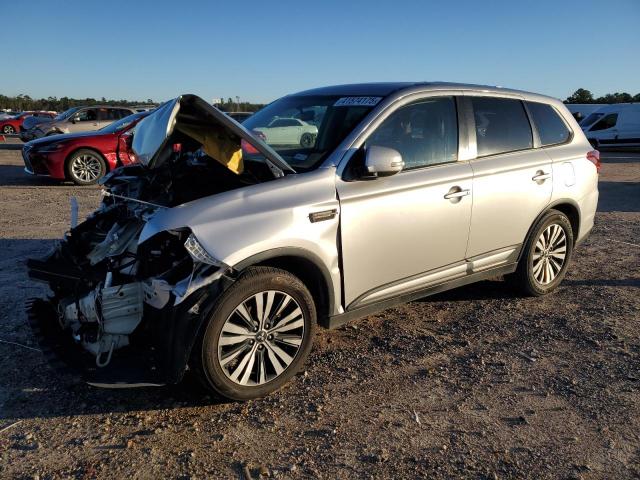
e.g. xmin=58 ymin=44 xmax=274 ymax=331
xmin=321 ymin=263 xmax=517 ymax=329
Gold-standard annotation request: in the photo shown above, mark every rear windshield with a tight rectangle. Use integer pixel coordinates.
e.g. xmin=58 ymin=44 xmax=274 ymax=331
xmin=242 ymin=95 xmax=379 ymax=171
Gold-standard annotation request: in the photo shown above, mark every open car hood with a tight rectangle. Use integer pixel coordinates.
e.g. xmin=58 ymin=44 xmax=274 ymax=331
xmin=132 ymin=94 xmax=295 ymax=174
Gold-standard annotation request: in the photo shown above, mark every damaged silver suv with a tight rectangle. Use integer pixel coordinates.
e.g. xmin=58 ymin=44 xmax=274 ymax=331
xmin=27 ymin=83 xmax=599 ymax=400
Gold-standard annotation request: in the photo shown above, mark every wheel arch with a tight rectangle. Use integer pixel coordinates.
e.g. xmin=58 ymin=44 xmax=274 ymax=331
xmin=518 ymin=200 xmax=581 ymax=263
xmin=233 ymin=248 xmax=335 ymax=326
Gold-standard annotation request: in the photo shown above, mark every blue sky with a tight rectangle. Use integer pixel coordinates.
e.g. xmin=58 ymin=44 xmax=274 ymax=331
xmin=2 ymin=0 xmax=639 ymax=103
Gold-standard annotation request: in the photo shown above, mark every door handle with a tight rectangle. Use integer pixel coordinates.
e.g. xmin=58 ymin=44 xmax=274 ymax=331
xmin=444 ymin=187 xmax=470 ymax=200
xmin=532 ymin=171 xmax=551 ymax=182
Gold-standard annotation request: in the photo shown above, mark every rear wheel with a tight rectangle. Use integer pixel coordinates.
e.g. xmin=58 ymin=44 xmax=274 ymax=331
xmin=194 ymin=267 xmax=316 ymax=401
xmin=66 ymin=149 xmax=107 ymax=185
xmin=2 ymin=125 xmax=15 ymax=134
xmin=511 ymin=209 xmax=574 ymax=296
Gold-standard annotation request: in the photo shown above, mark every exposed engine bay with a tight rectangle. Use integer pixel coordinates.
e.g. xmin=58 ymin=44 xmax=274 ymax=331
xmin=26 ymin=95 xmax=293 ymax=385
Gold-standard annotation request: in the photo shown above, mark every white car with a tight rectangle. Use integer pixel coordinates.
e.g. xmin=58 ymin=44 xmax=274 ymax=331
xmin=254 ymin=117 xmax=318 ymax=147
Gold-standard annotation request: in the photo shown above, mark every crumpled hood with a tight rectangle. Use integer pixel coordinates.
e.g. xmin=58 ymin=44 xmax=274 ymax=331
xmin=132 ymin=94 xmax=295 ymax=174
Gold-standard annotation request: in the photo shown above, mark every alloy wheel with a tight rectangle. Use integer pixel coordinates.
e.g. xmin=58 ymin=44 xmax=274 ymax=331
xmin=532 ymin=223 xmax=567 ymax=285
xmin=217 ymin=290 xmax=305 ymax=386
xmin=71 ymin=154 xmax=102 ymax=183
xmin=2 ymin=125 xmax=14 ymax=134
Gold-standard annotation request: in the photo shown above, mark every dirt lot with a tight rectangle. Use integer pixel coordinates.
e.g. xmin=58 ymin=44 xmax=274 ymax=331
xmin=0 ymin=140 xmax=638 ymax=479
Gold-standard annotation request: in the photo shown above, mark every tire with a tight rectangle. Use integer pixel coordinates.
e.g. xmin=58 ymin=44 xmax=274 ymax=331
xmin=65 ymin=149 xmax=107 ymax=185
xmin=511 ymin=209 xmax=574 ymax=296
xmin=193 ymin=266 xmax=316 ymax=401
xmin=300 ymin=132 xmax=315 ymax=148
xmin=2 ymin=125 xmax=15 ymax=134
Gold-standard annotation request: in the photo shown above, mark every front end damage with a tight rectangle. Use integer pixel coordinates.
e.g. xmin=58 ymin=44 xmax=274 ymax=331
xmin=26 ymin=95 xmax=294 ymax=386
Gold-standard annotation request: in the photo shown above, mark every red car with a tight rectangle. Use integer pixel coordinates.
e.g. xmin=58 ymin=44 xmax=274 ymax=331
xmin=23 ymin=111 xmax=149 ymax=185
xmin=1 ymin=111 xmax=56 ymax=134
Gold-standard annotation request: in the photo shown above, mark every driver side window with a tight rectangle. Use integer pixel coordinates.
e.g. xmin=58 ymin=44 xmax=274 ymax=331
xmin=75 ymin=109 xmax=97 ymax=122
xmin=365 ymin=97 xmax=458 ymax=170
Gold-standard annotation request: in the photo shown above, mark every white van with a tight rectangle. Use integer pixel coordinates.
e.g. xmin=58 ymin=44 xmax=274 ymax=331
xmin=581 ymin=103 xmax=640 ymax=148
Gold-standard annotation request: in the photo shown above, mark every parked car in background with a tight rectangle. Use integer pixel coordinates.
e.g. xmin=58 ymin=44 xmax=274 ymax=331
xmin=27 ymin=84 xmax=598 ymax=400
xmin=22 ymin=111 xmax=149 ymax=185
xmin=0 ymin=111 xmax=56 ymax=134
xmin=20 ymin=105 xmax=136 ymax=141
xmin=566 ymin=104 xmax=606 ymax=125
xmin=0 ymin=110 xmax=21 ymax=120
xmin=581 ymin=103 xmax=640 ymax=148
xmin=226 ymin=111 xmax=253 ymax=123
xmin=253 ymin=117 xmax=318 ymax=147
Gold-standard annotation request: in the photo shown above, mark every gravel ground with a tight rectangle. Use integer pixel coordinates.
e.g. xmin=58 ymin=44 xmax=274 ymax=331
xmin=0 ymin=139 xmax=638 ymax=479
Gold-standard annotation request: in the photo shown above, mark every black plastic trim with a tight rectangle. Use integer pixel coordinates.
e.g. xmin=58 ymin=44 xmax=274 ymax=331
xmin=322 ymin=263 xmax=517 ymax=329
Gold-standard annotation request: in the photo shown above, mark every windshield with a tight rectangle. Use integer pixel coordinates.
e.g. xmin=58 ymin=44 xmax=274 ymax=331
xmin=100 ymin=112 xmax=147 ymax=133
xmin=53 ymin=107 xmax=80 ymax=121
xmin=580 ymin=112 xmax=604 ymax=127
xmin=242 ymin=95 xmax=379 ymax=171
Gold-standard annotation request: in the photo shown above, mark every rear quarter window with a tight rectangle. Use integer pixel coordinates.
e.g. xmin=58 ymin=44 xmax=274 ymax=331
xmin=526 ymin=102 xmax=571 ymax=146
xmin=471 ymin=97 xmax=533 ymax=157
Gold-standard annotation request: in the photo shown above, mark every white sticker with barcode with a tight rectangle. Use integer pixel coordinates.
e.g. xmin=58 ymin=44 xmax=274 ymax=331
xmin=334 ymin=96 xmax=382 ymax=107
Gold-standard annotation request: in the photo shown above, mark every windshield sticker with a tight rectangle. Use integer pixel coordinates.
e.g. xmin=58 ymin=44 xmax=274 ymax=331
xmin=334 ymin=96 xmax=382 ymax=107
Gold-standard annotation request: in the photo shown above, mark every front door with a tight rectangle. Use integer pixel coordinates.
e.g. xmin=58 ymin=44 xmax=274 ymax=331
xmin=337 ymin=96 xmax=473 ymax=308
xmin=68 ymin=108 xmax=99 ymax=132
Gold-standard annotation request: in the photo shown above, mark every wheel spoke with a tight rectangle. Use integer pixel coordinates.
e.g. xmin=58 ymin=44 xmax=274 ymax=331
xmin=222 ymin=322 xmax=251 ymax=335
xmin=219 ymin=334 xmax=252 ymax=346
xmin=220 ymin=343 xmax=248 ymax=367
xmin=235 ymin=302 xmax=256 ymax=330
xmin=272 ymin=307 xmax=302 ymax=330
xmin=230 ymin=344 xmax=257 ymax=382
xmin=266 ymin=342 xmax=294 ymax=368
xmin=275 ymin=334 xmax=303 ymax=347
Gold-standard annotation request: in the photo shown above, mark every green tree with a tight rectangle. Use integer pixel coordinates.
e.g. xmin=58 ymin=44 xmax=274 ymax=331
xmin=565 ymin=88 xmax=594 ymax=103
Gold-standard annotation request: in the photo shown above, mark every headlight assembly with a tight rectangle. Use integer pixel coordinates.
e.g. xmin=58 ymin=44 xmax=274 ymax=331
xmin=184 ymin=233 xmax=222 ymax=266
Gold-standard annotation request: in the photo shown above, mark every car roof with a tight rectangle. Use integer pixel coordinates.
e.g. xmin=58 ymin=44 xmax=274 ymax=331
xmin=292 ymin=82 xmax=558 ymax=103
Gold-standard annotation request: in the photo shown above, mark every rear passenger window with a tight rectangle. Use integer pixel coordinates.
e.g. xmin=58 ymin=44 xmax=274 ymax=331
xmin=589 ymin=113 xmax=618 ymax=131
xmin=526 ymin=102 xmax=571 ymax=146
xmin=471 ymin=97 xmax=533 ymax=157
xmin=366 ymin=97 xmax=458 ymax=170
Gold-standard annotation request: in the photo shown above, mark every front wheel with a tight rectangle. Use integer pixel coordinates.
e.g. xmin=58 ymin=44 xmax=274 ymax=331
xmin=194 ymin=267 xmax=316 ymax=401
xmin=66 ymin=149 xmax=107 ymax=185
xmin=2 ymin=125 xmax=15 ymax=134
xmin=511 ymin=210 xmax=574 ymax=296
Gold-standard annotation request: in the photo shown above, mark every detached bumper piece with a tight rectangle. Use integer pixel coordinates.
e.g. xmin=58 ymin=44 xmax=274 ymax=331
xmin=26 ymin=298 xmax=165 ymax=388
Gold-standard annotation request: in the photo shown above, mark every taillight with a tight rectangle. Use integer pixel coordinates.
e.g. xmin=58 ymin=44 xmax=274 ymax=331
xmin=587 ymin=150 xmax=600 ymax=173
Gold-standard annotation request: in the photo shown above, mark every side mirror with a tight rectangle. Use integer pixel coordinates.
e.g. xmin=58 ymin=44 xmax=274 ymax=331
xmin=363 ymin=145 xmax=404 ymax=178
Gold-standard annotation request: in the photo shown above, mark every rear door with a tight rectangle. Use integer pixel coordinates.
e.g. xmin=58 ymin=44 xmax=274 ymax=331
xmin=465 ymin=95 xmax=553 ymax=260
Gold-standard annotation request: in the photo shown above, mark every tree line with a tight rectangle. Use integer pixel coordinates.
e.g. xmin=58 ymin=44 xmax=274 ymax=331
xmin=0 ymin=94 xmax=265 ymax=113
xmin=564 ymin=88 xmax=640 ymax=104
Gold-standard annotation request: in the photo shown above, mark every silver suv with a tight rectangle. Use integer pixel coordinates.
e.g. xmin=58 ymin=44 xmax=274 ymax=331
xmin=20 ymin=105 xmax=136 ymax=141
xmin=27 ymin=83 xmax=599 ymax=400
